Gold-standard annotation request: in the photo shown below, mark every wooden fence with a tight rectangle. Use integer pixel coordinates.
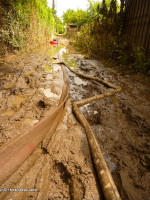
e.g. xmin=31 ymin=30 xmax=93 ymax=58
xmin=125 ymin=0 xmax=150 ymax=57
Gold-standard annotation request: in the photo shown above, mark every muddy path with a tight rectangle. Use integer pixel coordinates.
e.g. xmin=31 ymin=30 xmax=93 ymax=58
xmin=0 ymin=40 xmax=101 ymax=200
xmin=64 ymin=54 xmax=150 ymax=200
xmin=0 ymin=37 xmax=150 ymax=200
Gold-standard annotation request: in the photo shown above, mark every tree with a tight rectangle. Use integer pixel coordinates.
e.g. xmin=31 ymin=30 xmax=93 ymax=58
xmin=56 ymin=16 xmax=65 ymax=34
xmin=62 ymin=9 xmax=89 ymax=29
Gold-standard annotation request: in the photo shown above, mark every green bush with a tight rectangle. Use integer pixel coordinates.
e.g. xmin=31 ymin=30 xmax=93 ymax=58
xmin=75 ymin=0 xmax=149 ymax=74
xmin=0 ymin=0 xmax=54 ymax=54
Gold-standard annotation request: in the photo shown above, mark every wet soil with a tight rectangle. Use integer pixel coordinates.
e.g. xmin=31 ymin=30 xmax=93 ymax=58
xmin=0 ymin=37 xmax=150 ymax=200
xmin=65 ymin=56 xmax=150 ymax=200
xmin=0 ymin=40 xmax=100 ymax=200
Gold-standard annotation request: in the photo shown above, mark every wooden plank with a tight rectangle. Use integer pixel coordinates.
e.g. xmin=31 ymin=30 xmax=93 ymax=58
xmin=141 ymin=0 xmax=150 ymax=52
xmin=135 ymin=0 xmax=145 ymax=44
xmin=125 ymin=0 xmax=150 ymax=56
xmin=139 ymin=0 xmax=149 ymax=46
xmin=130 ymin=0 xmax=139 ymax=43
xmin=132 ymin=0 xmax=142 ymax=44
xmin=126 ymin=0 xmax=134 ymax=38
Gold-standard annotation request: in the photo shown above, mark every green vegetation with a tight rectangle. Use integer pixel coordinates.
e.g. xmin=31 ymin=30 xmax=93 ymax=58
xmin=56 ymin=17 xmax=65 ymax=34
xmin=63 ymin=9 xmax=90 ymax=29
xmin=62 ymin=0 xmax=120 ymax=29
xmin=0 ymin=0 xmax=54 ymax=55
xmin=63 ymin=0 xmax=149 ymax=74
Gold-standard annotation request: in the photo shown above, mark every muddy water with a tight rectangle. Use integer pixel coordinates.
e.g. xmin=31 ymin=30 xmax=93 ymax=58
xmin=65 ymin=57 xmax=150 ymax=200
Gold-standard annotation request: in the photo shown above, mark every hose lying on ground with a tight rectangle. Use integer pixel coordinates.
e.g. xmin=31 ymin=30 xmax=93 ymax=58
xmin=55 ymin=61 xmax=122 ymax=200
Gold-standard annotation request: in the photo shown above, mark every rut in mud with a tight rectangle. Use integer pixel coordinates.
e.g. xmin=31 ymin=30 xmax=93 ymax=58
xmin=0 ymin=38 xmax=150 ymax=200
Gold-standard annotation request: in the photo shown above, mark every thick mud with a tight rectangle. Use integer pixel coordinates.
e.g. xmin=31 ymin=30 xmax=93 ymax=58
xmin=65 ymin=56 xmax=150 ymax=200
xmin=0 ymin=41 xmax=100 ymax=200
xmin=0 ymin=37 xmax=150 ymax=200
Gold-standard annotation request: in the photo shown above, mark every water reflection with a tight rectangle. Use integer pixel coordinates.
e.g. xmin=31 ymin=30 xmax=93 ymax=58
xmin=35 ymin=44 xmax=66 ymax=59
xmin=35 ymin=43 xmax=79 ymax=70
xmin=63 ymin=52 xmax=79 ymax=70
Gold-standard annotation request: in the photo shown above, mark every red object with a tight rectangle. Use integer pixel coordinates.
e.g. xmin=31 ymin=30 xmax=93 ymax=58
xmin=50 ymin=41 xmax=59 ymax=45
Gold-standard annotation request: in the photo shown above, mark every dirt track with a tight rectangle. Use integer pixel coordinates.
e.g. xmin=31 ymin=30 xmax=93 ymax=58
xmin=0 ymin=38 xmax=150 ymax=200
